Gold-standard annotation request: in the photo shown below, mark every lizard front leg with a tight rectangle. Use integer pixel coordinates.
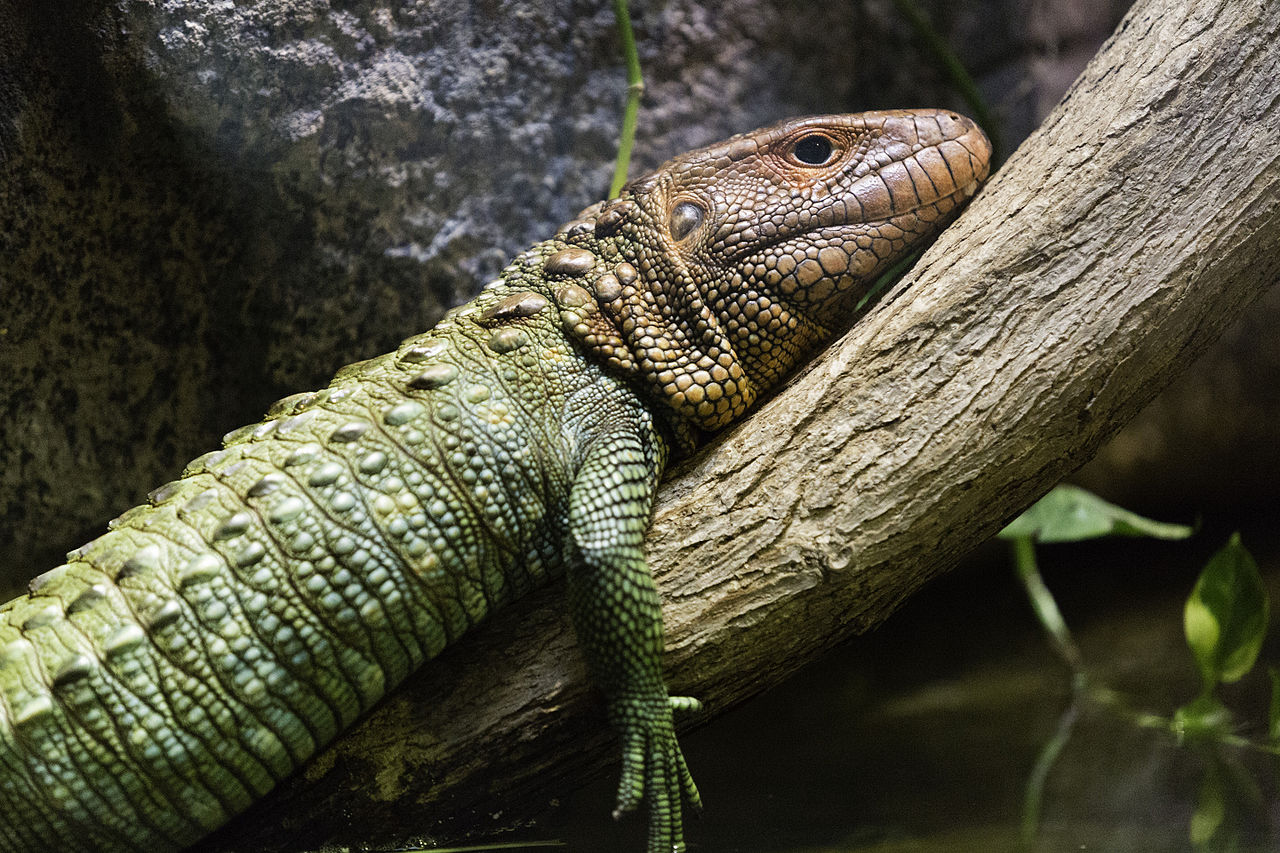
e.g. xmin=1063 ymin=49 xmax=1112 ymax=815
xmin=564 ymin=426 xmax=701 ymax=853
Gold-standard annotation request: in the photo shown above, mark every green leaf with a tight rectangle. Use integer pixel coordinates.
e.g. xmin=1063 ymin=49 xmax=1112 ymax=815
xmin=1184 ymin=534 xmax=1269 ymax=687
xmin=1189 ymin=766 xmax=1225 ymax=847
xmin=1173 ymin=694 xmax=1233 ymax=741
xmin=998 ymin=484 xmax=1195 ymax=544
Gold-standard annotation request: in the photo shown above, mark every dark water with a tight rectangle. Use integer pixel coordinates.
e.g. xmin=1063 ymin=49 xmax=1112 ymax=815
xmin=547 ymin=517 xmax=1280 ymax=853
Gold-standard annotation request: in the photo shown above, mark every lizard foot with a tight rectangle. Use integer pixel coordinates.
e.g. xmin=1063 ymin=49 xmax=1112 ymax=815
xmin=611 ymin=694 xmax=703 ymax=853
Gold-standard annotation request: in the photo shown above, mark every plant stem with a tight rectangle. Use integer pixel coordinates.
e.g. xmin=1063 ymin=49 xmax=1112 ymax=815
xmin=610 ymin=0 xmax=644 ymax=198
xmin=1022 ymin=699 xmax=1079 ymax=841
xmin=1012 ymin=536 xmax=1085 ymax=674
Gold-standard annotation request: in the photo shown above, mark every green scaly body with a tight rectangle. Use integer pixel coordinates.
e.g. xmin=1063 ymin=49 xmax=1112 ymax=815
xmin=0 ymin=110 xmax=990 ymax=852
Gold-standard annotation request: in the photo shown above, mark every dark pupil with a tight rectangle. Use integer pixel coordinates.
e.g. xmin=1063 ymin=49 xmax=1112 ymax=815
xmin=793 ymin=135 xmax=833 ymax=165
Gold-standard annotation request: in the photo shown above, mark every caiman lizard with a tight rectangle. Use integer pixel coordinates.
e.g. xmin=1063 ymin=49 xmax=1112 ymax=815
xmin=0 ymin=110 xmax=991 ymax=852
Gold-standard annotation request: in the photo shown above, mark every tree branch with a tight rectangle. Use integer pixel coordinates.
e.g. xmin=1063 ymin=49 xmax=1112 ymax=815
xmin=195 ymin=0 xmax=1280 ymax=848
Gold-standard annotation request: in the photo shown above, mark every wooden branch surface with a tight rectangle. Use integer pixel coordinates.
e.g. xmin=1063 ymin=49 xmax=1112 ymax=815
xmin=196 ymin=0 xmax=1280 ymax=848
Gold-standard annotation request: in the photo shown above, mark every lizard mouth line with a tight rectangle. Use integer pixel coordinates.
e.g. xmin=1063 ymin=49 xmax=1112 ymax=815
xmin=850 ymin=175 xmax=983 ymax=222
xmin=724 ymin=177 xmax=981 ymax=263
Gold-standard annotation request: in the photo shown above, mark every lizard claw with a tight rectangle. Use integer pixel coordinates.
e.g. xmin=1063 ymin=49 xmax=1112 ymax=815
xmin=610 ymin=692 xmax=702 ymax=852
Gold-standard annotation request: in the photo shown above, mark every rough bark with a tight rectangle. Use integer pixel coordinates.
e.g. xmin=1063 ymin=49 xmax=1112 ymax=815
xmin=186 ymin=0 xmax=1280 ymax=849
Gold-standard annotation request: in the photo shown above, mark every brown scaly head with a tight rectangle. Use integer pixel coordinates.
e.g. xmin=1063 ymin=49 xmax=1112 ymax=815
xmin=561 ymin=109 xmax=992 ymax=433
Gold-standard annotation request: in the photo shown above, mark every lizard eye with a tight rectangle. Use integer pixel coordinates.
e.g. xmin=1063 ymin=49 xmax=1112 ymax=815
xmin=791 ymin=134 xmax=835 ymax=165
xmin=669 ymin=200 xmax=705 ymax=241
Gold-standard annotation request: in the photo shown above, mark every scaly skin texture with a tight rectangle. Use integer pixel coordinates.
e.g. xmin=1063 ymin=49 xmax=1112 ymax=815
xmin=0 ymin=110 xmax=990 ymax=852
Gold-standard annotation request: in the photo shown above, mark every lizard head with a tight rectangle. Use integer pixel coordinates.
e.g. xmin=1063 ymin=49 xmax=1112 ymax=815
xmin=572 ymin=110 xmax=992 ymax=433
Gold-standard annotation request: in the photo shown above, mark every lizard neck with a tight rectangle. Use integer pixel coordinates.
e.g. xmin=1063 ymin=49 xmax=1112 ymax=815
xmin=522 ymin=197 xmax=766 ymax=442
